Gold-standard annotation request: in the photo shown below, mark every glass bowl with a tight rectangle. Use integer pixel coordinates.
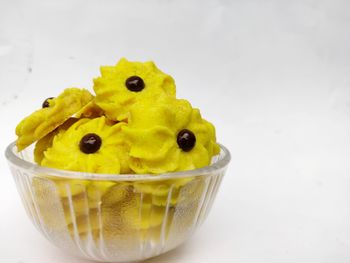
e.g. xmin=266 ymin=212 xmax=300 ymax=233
xmin=5 ymin=142 xmax=230 ymax=262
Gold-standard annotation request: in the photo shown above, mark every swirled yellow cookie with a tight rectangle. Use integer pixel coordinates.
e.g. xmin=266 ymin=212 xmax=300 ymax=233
xmin=41 ymin=116 xmax=131 ymax=174
xmin=93 ymin=58 xmax=176 ymax=121
xmin=34 ymin=118 xmax=79 ymax=164
xmin=16 ymin=88 xmax=93 ymax=151
xmin=123 ymin=97 xmax=220 ymax=174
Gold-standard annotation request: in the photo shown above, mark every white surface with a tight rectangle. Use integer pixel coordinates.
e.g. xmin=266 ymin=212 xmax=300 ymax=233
xmin=1 ymin=0 xmax=350 ymax=262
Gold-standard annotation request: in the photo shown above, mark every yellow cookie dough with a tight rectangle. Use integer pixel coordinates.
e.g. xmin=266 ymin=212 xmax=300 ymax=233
xmin=16 ymin=88 xmax=93 ymax=151
xmin=93 ymin=58 xmax=176 ymax=121
xmin=123 ymin=96 xmax=220 ymax=174
xmin=41 ymin=116 xmax=131 ymax=174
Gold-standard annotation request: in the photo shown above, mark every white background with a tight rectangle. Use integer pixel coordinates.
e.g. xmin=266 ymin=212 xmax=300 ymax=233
xmin=1 ymin=0 xmax=350 ymax=262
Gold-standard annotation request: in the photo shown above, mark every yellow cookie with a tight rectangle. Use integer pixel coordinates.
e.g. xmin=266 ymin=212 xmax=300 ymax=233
xmin=93 ymin=58 xmax=176 ymax=121
xmin=123 ymin=96 xmax=220 ymax=174
xmin=34 ymin=118 xmax=79 ymax=164
xmin=75 ymin=99 xmax=105 ymax=119
xmin=16 ymin=88 xmax=93 ymax=151
xmin=41 ymin=116 xmax=131 ymax=174
xmin=101 ymin=193 xmax=165 ymax=231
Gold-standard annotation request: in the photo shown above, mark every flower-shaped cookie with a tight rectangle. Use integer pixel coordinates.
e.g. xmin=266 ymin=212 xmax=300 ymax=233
xmin=16 ymin=88 xmax=93 ymax=151
xmin=41 ymin=116 xmax=131 ymax=174
xmin=123 ymin=97 xmax=220 ymax=174
xmin=93 ymin=58 xmax=176 ymax=121
xmin=34 ymin=118 xmax=79 ymax=164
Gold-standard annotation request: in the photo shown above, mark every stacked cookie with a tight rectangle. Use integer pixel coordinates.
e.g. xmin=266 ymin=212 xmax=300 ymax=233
xmin=15 ymin=58 xmax=219 ymax=242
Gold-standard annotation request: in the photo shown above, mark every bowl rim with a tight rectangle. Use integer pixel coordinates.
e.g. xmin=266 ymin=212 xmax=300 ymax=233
xmin=5 ymin=141 xmax=231 ymax=181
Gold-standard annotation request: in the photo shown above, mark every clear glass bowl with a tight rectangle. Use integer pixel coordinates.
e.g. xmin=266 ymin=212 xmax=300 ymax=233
xmin=5 ymin=142 xmax=230 ymax=262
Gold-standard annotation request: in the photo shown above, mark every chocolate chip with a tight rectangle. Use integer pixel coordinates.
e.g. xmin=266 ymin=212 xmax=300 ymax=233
xmin=125 ymin=76 xmax=145 ymax=92
xmin=177 ymin=129 xmax=196 ymax=152
xmin=79 ymin=133 xmax=102 ymax=154
xmin=42 ymin=97 xmax=54 ymax=108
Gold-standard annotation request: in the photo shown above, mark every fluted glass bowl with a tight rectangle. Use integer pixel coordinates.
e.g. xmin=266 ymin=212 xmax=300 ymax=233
xmin=5 ymin=142 xmax=230 ymax=262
